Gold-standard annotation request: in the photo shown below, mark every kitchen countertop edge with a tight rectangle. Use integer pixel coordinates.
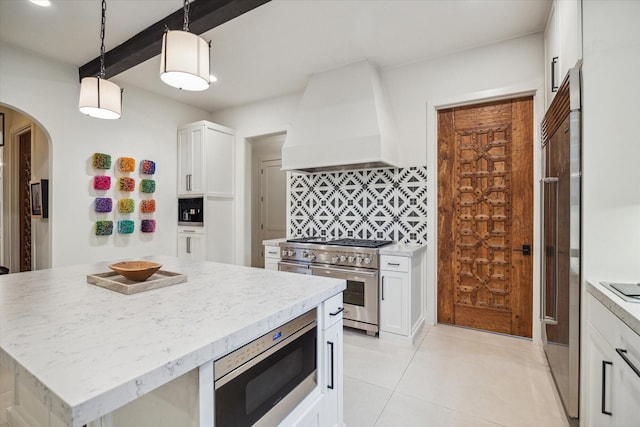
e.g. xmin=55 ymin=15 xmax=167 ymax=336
xmin=379 ymin=243 xmax=427 ymax=257
xmin=587 ymin=280 xmax=640 ymax=336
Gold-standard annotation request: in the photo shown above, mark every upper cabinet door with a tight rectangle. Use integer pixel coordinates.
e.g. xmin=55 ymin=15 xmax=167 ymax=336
xmin=205 ymin=128 xmax=234 ymax=197
xmin=177 ymin=126 xmax=205 ymax=195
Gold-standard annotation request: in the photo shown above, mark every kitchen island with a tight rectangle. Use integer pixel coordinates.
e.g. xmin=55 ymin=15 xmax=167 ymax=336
xmin=0 ymin=256 xmax=345 ymax=427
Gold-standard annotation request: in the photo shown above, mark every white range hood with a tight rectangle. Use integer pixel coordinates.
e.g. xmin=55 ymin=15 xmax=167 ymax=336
xmin=282 ymin=60 xmax=399 ymax=173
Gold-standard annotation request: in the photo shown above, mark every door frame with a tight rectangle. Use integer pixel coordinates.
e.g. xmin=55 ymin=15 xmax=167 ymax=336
xmin=426 ymin=80 xmax=545 ymax=344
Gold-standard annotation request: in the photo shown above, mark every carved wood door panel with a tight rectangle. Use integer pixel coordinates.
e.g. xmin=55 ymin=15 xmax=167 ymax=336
xmin=437 ymin=97 xmax=533 ymax=338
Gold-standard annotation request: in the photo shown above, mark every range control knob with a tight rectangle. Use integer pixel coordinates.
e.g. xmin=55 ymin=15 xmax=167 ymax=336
xmin=309 ymin=254 xmax=316 ymax=261
xmin=281 ymin=249 xmax=288 ymax=257
xmin=331 ymin=256 xmax=339 ymax=263
xmin=347 ymin=256 xmax=355 ymax=262
xmin=287 ymin=249 xmax=295 ymax=257
xmin=339 ymin=255 xmax=347 ymax=262
xmin=364 ymin=257 xmax=372 ymax=264
xmin=301 ymin=251 xmax=308 ymax=258
xmin=356 ymin=257 xmax=363 ymax=264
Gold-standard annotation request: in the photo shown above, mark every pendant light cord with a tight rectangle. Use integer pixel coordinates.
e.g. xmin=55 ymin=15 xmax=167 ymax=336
xmin=99 ymin=0 xmax=106 ymax=78
xmin=183 ymin=0 xmax=190 ymax=31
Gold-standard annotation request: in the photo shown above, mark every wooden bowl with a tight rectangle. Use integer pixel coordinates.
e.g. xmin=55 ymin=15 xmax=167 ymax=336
xmin=109 ymin=261 xmax=162 ymax=282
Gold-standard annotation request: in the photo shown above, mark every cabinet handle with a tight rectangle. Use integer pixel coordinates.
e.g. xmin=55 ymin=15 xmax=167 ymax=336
xmin=601 ymin=360 xmax=612 ymax=416
xmin=186 ymin=236 xmax=191 ymax=254
xmin=267 ymin=251 xmax=278 ymax=255
xmin=616 ymin=348 xmax=640 ymax=378
xmin=329 ymin=307 xmax=344 ymax=316
xmin=387 ymin=262 xmax=400 ymax=266
xmin=186 ymin=174 xmax=192 ymax=191
xmin=381 ymin=277 xmax=385 ymax=301
xmin=551 ymin=56 xmax=559 ymax=92
xmin=327 ymin=341 xmax=335 ymax=390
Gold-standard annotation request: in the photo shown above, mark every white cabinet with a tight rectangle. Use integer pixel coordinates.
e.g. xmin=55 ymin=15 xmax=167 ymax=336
xmin=264 ymin=244 xmax=281 ymax=270
xmin=379 ymin=253 xmax=424 ymax=343
xmin=177 ymin=121 xmax=236 ymax=264
xmin=380 ymin=269 xmax=407 ymax=336
xmin=177 ymin=228 xmax=205 ymax=261
xmin=544 ymin=0 xmax=582 ymax=107
xmin=320 ymin=293 xmax=344 ymax=427
xmin=586 ymin=293 xmax=640 ymax=427
xmin=178 ymin=126 xmax=205 ymax=195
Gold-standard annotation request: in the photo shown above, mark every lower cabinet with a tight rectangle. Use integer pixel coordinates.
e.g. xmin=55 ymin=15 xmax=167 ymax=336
xmin=586 ymin=293 xmax=640 ymax=427
xmin=379 ymin=253 xmax=424 ymax=342
xmin=322 ymin=321 xmax=344 ymax=427
xmin=264 ymin=244 xmax=281 ymax=270
xmin=178 ymin=229 xmax=206 ymax=261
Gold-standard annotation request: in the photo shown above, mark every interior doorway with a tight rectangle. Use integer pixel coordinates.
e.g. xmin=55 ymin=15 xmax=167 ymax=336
xmin=250 ymin=133 xmax=287 ymax=268
xmin=437 ymin=96 xmax=534 ymax=338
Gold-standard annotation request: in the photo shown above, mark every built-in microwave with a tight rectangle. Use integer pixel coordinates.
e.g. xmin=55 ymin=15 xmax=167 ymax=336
xmin=214 ymin=309 xmax=317 ymax=426
xmin=178 ymin=197 xmax=204 ymax=226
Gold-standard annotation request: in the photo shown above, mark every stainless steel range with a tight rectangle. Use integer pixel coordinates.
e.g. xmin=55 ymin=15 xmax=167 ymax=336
xmin=278 ymin=237 xmax=393 ymax=336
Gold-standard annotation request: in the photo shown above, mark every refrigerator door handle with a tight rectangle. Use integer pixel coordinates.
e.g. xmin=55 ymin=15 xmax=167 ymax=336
xmin=541 ymin=177 xmax=559 ymax=325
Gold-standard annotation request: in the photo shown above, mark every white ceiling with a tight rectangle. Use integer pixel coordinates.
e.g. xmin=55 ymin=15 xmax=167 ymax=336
xmin=0 ymin=0 xmax=551 ymax=113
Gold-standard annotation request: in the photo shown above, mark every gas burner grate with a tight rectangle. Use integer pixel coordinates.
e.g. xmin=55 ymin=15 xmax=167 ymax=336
xmin=325 ymin=239 xmax=393 ymax=249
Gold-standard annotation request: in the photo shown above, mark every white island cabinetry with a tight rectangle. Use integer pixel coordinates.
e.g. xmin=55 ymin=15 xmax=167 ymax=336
xmin=0 ymin=257 xmax=346 ymax=427
xmin=586 ymin=284 xmax=640 ymax=427
xmin=177 ymin=120 xmax=235 ymax=264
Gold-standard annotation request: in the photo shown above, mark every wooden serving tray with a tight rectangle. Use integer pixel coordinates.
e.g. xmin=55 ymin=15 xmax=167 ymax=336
xmin=87 ymin=270 xmax=187 ymax=295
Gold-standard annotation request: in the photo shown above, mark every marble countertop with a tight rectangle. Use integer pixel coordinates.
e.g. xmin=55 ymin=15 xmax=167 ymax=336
xmin=587 ymin=280 xmax=640 ymax=336
xmin=0 ymin=256 xmax=345 ymax=427
xmin=379 ymin=242 xmax=427 ymax=257
xmin=262 ymin=237 xmax=286 ymax=246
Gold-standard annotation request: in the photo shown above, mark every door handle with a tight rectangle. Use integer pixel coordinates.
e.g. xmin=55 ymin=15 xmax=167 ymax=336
xmin=602 ymin=360 xmax=613 ymax=415
xmin=513 ymin=244 xmax=531 ymax=256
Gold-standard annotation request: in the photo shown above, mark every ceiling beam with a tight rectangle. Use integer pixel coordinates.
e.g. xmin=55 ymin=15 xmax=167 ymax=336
xmin=79 ymin=0 xmax=270 ymax=81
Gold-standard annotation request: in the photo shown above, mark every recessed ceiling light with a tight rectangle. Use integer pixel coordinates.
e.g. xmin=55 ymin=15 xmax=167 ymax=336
xmin=30 ymin=0 xmax=52 ymax=6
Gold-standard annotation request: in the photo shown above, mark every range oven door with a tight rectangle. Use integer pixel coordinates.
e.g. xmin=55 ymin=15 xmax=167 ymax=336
xmin=311 ymin=265 xmax=379 ymax=334
xmin=214 ymin=317 xmax=317 ymax=427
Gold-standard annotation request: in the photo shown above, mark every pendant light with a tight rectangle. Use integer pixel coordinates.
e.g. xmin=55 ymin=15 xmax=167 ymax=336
xmin=160 ymin=0 xmax=211 ymax=91
xmin=78 ymin=0 xmax=123 ymax=120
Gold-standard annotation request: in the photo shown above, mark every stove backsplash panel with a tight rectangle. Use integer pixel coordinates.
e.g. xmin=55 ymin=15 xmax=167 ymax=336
xmin=289 ymin=166 xmax=427 ymax=244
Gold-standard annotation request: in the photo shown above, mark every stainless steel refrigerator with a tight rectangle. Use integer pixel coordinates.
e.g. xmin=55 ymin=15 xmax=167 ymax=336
xmin=541 ymin=63 xmax=582 ymax=423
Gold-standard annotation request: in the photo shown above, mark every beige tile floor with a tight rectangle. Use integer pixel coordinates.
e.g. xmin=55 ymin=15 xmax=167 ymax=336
xmin=343 ymin=324 xmax=570 ymax=427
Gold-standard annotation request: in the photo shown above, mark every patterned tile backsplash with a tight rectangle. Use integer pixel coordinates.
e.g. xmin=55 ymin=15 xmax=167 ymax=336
xmin=289 ymin=166 xmax=427 ymax=244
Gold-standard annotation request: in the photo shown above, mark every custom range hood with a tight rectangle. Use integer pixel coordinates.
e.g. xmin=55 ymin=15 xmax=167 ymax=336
xmin=282 ymin=60 xmax=399 ymax=173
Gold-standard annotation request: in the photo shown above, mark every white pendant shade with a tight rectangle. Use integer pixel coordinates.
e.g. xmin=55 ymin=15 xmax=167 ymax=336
xmin=78 ymin=77 xmax=122 ymax=120
xmin=160 ymin=30 xmax=210 ymax=91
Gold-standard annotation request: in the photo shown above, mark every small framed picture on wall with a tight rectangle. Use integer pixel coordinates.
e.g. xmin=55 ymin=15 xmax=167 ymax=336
xmin=30 ymin=179 xmax=49 ymax=218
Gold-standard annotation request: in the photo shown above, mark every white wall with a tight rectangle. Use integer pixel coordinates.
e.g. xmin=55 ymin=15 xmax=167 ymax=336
xmin=0 ymin=42 xmax=210 ymax=267
xmin=212 ymin=34 xmax=545 ymax=337
xmin=211 ymin=93 xmax=301 ymax=265
xmin=580 ymin=1 xmax=640 ymax=421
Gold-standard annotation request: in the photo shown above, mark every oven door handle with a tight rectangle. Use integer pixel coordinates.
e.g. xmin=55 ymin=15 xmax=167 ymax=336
xmin=310 ymin=265 xmax=378 ymax=278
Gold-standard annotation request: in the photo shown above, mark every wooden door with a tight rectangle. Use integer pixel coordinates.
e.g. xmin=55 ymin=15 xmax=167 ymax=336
xmin=437 ymin=97 xmax=533 ymax=338
xmin=260 ymin=159 xmax=286 ymax=241
xmin=19 ymin=130 xmax=32 ymax=272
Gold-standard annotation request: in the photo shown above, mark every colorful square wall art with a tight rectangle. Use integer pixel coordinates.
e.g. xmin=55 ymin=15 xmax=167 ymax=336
xmin=140 ymin=199 xmax=156 ymax=213
xmin=118 ymin=199 xmax=135 ymax=213
xmin=140 ymin=160 xmax=156 ymax=175
xmin=141 ymin=219 xmax=156 ymax=233
xmin=118 ymin=177 xmax=135 ymax=192
xmin=93 ymin=175 xmax=111 ymax=190
xmin=95 ymin=198 xmax=112 ymax=213
xmin=117 ymin=220 xmax=135 ymax=234
xmin=95 ymin=220 xmax=113 ymax=236
xmin=140 ymin=179 xmax=155 ymax=193
xmin=92 ymin=153 xmax=111 ymax=169
xmin=118 ymin=157 xmax=135 ymax=172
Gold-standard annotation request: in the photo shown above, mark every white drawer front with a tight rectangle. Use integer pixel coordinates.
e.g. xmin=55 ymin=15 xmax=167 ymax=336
xmin=264 ymin=245 xmax=281 ymax=259
xmin=322 ymin=293 xmax=344 ymax=329
xmin=380 ymin=255 xmax=409 ymax=273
